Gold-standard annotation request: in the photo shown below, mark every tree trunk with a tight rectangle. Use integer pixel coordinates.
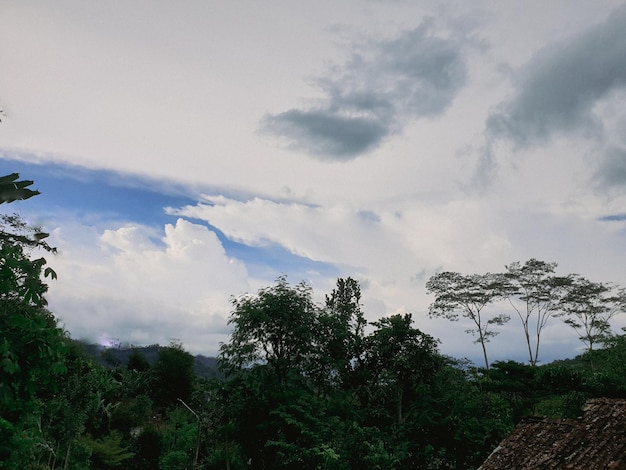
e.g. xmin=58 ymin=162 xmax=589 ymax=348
xmin=63 ymin=442 xmax=71 ymax=469
xmin=479 ymin=332 xmax=489 ymax=370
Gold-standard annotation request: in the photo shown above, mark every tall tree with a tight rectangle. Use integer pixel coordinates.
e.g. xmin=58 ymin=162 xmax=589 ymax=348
xmin=362 ymin=313 xmax=442 ymax=426
xmin=217 ymin=277 xmax=323 ymax=468
xmin=317 ymin=277 xmax=367 ymax=391
xmin=560 ymin=275 xmax=625 ymax=352
xmin=426 ymin=271 xmax=509 ymax=369
xmin=504 ymin=259 xmax=572 ymax=366
xmin=219 ymin=276 xmax=319 ymax=384
xmin=151 ymin=342 xmax=196 ymax=408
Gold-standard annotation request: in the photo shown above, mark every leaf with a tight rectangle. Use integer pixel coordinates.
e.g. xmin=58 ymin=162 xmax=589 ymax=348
xmin=44 ymin=267 xmax=57 ymax=280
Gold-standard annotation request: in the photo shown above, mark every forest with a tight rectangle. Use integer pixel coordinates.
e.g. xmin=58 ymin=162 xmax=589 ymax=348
xmin=2 ymin=173 xmax=626 ymax=469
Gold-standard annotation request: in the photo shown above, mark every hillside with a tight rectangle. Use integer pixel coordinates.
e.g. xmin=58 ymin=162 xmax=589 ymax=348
xmin=71 ymin=340 xmax=221 ymax=379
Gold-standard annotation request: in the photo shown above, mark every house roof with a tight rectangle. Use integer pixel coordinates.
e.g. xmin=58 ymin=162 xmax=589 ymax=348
xmin=478 ymin=398 xmax=626 ymax=470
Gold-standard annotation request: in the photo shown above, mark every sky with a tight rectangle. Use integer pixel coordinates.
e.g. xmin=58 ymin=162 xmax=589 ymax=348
xmin=2 ymin=0 xmax=626 ymax=365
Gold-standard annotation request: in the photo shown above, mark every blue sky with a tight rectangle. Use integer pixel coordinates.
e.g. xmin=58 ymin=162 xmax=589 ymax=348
xmin=2 ymin=158 xmax=338 ymax=279
xmin=2 ymin=0 xmax=626 ymax=365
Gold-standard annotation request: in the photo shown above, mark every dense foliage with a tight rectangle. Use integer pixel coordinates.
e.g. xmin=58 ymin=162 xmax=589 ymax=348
xmin=2 ymin=174 xmax=626 ymax=469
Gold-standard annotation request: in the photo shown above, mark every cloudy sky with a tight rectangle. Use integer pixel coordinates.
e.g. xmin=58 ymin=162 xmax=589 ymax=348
xmin=2 ymin=0 xmax=626 ymax=365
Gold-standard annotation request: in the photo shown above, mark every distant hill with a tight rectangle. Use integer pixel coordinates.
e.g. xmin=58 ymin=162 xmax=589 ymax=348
xmin=71 ymin=340 xmax=221 ymax=379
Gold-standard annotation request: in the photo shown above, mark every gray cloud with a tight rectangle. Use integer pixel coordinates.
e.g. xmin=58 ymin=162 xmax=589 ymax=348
xmin=594 ymin=145 xmax=626 ymax=189
xmin=261 ymin=20 xmax=467 ymax=160
xmin=486 ymin=5 xmax=626 ymax=147
xmin=261 ymin=109 xmax=387 ymax=159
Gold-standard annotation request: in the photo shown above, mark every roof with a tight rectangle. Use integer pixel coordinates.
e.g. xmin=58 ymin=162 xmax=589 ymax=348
xmin=478 ymin=398 xmax=626 ymax=470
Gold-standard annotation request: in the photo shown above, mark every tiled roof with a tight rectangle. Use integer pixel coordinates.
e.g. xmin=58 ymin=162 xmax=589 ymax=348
xmin=478 ymin=398 xmax=626 ymax=470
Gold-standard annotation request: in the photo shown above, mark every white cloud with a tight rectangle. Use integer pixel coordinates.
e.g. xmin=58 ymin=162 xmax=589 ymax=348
xmin=47 ymin=218 xmax=249 ymax=355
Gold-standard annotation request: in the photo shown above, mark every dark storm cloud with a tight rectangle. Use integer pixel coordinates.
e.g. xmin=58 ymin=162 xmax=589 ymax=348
xmin=486 ymin=5 xmax=626 ymax=147
xmin=261 ymin=20 xmax=468 ymax=160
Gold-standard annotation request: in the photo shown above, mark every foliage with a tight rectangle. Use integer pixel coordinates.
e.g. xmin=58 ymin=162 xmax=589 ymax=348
xmin=426 ymin=271 xmax=510 ymax=369
xmin=321 ymin=277 xmax=367 ymax=385
xmin=0 ymin=301 xmax=67 ymax=409
xmin=0 ymin=175 xmax=68 ymax=466
xmin=82 ymin=431 xmax=133 ymax=468
xmin=215 ymin=277 xmax=522 ymax=468
xmin=158 ymin=408 xmax=199 ymax=469
xmin=0 ymin=214 xmax=56 ymax=307
xmin=427 ymin=260 xmax=626 ymax=368
xmin=560 ymin=275 xmax=625 ymax=352
xmin=504 ymin=259 xmax=572 ymax=366
xmin=219 ymin=276 xmax=319 ymax=383
xmin=151 ymin=342 xmax=196 ymax=408
xmin=0 ymin=173 xmax=41 ymax=205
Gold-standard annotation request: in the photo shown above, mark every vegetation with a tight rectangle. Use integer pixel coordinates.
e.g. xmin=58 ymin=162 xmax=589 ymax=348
xmin=2 ymin=173 xmax=626 ymax=469
xmin=426 ymin=260 xmax=625 ymax=367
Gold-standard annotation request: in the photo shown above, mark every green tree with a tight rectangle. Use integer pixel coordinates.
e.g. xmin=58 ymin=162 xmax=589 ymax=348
xmin=219 ymin=276 xmax=319 ymax=384
xmin=560 ymin=276 xmax=625 ymax=352
xmin=0 ymin=174 xmax=67 ymax=465
xmin=0 ymin=213 xmax=57 ymax=307
xmin=357 ymin=314 xmax=448 ymax=468
xmin=426 ymin=271 xmax=509 ymax=369
xmin=316 ymin=277 xmax=367 ymax=392
xmin=218 ymin=277 xmax=334 ymax=469
xmin=127 ymin=348 xmax=151 ymax=372
xmin=362 ymin=314 xmax=442 ymax=426
xmin=504 ymin=259 xmax=572 ymax=366
xmin=426 ymin=362 xmax=513 ymax=468
xmin=83 ymin=431 xmax=134 ymax=469
xmin=151 ymin=342 xmax=196 ymax=408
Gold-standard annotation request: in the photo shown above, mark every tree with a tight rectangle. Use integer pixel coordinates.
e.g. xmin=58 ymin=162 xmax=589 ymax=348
xmin=560 ymin=275 xmax=625 ymax=352
xmin=317 ymin=277 xmax=367 ymax=391
xmin=0 ymin=177 xmax=62 ymax=403
xmin=0 ymin=173 xmax=67 ymax=465
xmin=151 ymin=342 xmax=196 ymax=408
xmin=217 ymin=277 xmax=323 ymax=468
xmin=426 ymin=271 xmax=509 ymax=369
xmin=0 ymin=214 xmax=57 ymax=306
xmin=504 ymin=259 xmax=572 ymax=366
xmin=426 ymin=362 xmax=513 ymax=468
xmin=127 ymin=348 xmax=151 ymax=373
xmin=0 ymin=174 xmax=56 ymax=307
xmin=219 ymin=276 xmax=319 ymax=384
xmin=362 ymin=314 xmax=442 ymax=426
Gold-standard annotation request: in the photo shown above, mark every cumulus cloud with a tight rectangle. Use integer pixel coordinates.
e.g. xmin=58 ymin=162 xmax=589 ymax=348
xmin=260 ymin=19 xmax=468 ymax=160
xmin=486 ymin=5 xmax=626 ymax=146
xmin=168 ymin=196 xmax=401 ymax=272
xmin=47 ymin=218 xmax=250 ymax=355
xmin=167 ymin=195 xmax=520 ymax=291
